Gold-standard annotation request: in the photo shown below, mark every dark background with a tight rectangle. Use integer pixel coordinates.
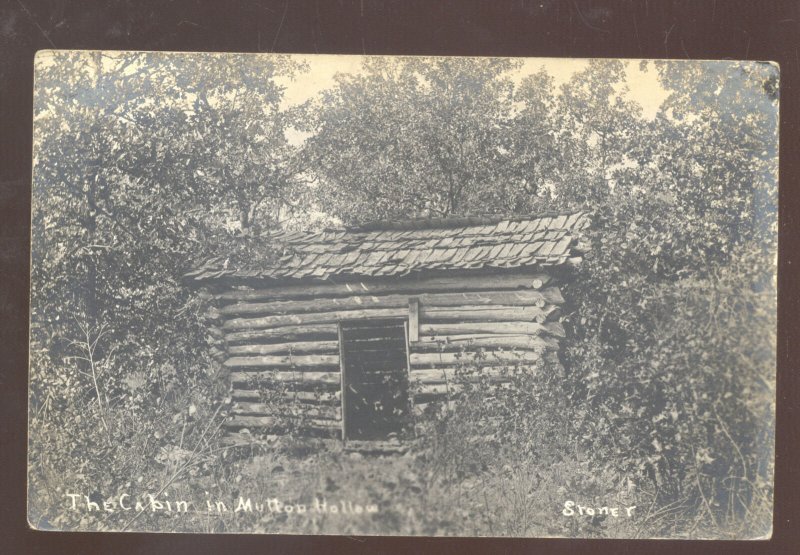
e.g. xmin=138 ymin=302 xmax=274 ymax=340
xmin=1 ymin=0 xmax=797 ymax=553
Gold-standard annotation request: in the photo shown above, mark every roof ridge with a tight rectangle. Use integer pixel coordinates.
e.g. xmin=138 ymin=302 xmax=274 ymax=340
xmin=262 ymin=211 xmax=583 ymax=239
xmin=347 ymin=210 xmax=583 ymax=232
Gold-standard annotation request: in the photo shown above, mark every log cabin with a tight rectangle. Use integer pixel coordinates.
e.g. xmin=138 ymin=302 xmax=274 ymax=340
xmin=184 ymin=211 xmax=590 ymax=445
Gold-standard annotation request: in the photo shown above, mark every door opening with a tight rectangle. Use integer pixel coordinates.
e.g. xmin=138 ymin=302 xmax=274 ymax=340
xmin=339 ymin=319 xmax=411 ymax=441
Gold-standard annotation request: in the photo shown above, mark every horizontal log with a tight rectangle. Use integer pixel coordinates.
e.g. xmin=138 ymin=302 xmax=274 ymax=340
xmin=231 ymin=389 xmax=262 ymax=401
xmin=225 ymin=415 xmax=341 ymax=431
xmin=231 ymin=389 xmax=341 ymax=404
xmin=218 ymin=288 xmax=564 ymax=317
xmin=293 ymin=392 xmax=341 ymax=406
xmin=225 ymin=324 xmax=339 ymax=345
xmin=410 ymin=350 xmax=542 ymax=367
xmin=224 ymin=354 xmax=340 ymax=368
xmin=222 ymin=304 xmax=559 ymax=331
xmin=409 ymin=367 xmax=517 ymax=385
xmin=228 ymin=340 xmax=339 ymax=356
xmin=231 ymin=371 xmax=341 ymax=386
xmin=214 ymin=272 xmax=553 ymax=303
xmin=423 ymin=305 xmax=559 ymax=324
xmin=222 ymin=307 xmax=407 ymax=331
xmin=231 ymin=402 xmax=341 ymax=420
xmin=420 ymin=321 xmax=564 ymax=338
xmin=411 ymin=334 xmax=559 ymax=352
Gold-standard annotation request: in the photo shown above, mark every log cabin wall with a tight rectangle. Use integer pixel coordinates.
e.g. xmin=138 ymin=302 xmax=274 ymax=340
xmin=207 ymin=270 xmax=566 ymax=438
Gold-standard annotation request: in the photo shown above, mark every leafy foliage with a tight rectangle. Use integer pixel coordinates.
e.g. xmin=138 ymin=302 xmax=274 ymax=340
xmin=28 ymin=51 xmax=307 ymax=530
xmin=306 ymin=56 xmax=523 ymax=222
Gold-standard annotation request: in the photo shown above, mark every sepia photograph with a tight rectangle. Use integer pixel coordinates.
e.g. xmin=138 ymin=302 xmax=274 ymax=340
xmin=27 ymin=51 xmax=777 ymax=539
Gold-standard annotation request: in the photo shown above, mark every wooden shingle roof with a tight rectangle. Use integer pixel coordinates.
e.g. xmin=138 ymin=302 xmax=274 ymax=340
xmin=185 ymin=211 xmax=590 ymax=285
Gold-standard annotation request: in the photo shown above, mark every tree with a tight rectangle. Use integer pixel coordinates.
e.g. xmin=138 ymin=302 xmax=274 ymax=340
xmin=548 ymin=59 xmax=645 ymax=208
xmin=306 ymin=56 xmax=522 ymax=224
xmin=165 ymin=53 xmax=312 ymax=234
xmin=499 ymin=67 xmax=562 ymax=213
xmin=31 ymin=51 xmax=309 ymax=331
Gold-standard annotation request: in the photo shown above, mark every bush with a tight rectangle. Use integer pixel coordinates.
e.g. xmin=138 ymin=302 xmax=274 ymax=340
xmin=28 ymin=312 xmax=229 ymax=531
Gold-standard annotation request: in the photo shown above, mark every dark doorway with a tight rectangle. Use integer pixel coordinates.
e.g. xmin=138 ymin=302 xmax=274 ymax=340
xmin=339 ymin=319 xmax=411 ymax=441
